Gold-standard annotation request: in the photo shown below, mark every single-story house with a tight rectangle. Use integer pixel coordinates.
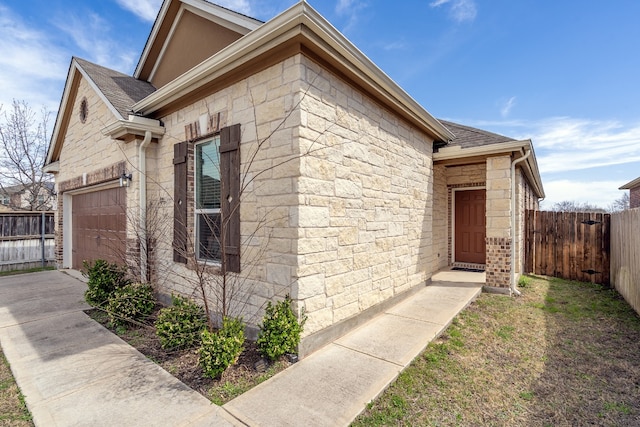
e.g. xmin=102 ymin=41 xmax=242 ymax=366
xmin=619 ymin=177 xmax=640 ymax=209
xmin=43 ymin=0 xmax=544 ymax=356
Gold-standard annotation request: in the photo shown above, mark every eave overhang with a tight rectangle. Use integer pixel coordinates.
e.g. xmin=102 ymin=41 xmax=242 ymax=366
xmin=619 ymin=176 xmax=640 ymax=190
xmin=132 ymin=1 xmax=454 ymax=143
xmin=434 ymin=139 xmax=546 ymax=199
xmin=102 ymin=115 xmax=166 ymax=142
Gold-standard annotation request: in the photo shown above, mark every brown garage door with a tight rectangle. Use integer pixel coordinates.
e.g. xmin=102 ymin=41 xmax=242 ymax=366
xmin=455 ymin=189 xmax=486 ymax=264
xmin=72 ymin=187 xmax=126 ymax=269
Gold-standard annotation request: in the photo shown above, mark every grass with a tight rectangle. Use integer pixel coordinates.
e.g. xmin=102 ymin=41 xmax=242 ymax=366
xmin=353 ymin=276 xmax=640 ymax=426
xmin=0 ymin=347 xmax=33 ymax=426
xmin=0 ymin=266 xmax=55 ymax=277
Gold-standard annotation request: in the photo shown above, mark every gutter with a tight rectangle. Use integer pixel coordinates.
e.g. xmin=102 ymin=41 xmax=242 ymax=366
xmin=139 ymin=131 xmax=152 ymax=283
xmin=510 ymin=149 xmax=531 ymax=296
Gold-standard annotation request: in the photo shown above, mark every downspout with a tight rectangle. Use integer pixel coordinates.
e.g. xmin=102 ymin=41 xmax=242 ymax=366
xmin=139 ymin=131 xmax=152 ymax=283
xmin=510 ymin=149 xmax=531 ymax=296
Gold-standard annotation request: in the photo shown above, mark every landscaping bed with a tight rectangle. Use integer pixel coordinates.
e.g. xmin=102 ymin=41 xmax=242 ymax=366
xmin=86 ymin=307 xmax=290 ymax=404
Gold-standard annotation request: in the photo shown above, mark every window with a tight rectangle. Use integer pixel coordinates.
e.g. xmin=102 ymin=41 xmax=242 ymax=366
xmin=173 ymin=124 xmax=241 ymax=272
xmin=195 ymin=137 xmax=222 ymax=261
xmin=0 ymin=195 xmax=8 ymax=205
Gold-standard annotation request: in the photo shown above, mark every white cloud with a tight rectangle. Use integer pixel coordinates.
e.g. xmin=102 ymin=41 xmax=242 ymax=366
xmin=335 ymin=0 xmax=367 ymax=34
xmin=213 ymin=0 xmax=253 ymax=15
xmin=529 ymin=118 xmax=640 ymax=173
xmin=430 ymin=0 xmax=477 ymax=23
xmin=500 ymin=96 xmax=516 ymax=118
xmin=0 ymin=5 xmax=68 ymax=110
xmin=53 ymin=13 xmax=137 ymax=73
xmin=541 ymin=179 xmax=625 ymax=209
xmin=114 ymin=0 xmax=162 ymax=22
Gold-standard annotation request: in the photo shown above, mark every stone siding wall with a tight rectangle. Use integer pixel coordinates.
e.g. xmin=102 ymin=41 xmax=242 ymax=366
xmin=294 ymin=57 xmax=435 ymax=335
xmin=630 ymin=187 xmax=640 ymax=209
xmin=485 ymin=155 xmax=512 ymax=287
xmin=149 ymin=55 xmax=305 ymax=326
xmin=54 ymin=76 xmax=139 ymax=269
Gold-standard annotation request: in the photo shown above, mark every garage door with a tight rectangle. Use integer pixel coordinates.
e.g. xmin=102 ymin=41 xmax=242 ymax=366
xmin=72 ymin=187 xmax=126 ymax=270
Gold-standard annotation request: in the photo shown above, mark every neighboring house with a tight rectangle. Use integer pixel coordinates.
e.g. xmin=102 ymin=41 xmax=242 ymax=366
xmin=0 ymin=183 xmax=55 ymax=211
xmin=43 ymin=0 xmax=544 ymax=356
xmin=619 ymin=177 xmax=640 ymax=209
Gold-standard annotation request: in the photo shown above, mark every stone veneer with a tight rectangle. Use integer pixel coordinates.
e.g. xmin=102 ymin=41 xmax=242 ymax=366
xmin=145 ymin=53 xmax=436 ymax=349
xmin=485 ymin=155 xmax=513 ymax=288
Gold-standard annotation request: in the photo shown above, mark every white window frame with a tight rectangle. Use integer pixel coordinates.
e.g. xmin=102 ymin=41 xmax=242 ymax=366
xmin=194 ymin=136 xmax=222 ymax=262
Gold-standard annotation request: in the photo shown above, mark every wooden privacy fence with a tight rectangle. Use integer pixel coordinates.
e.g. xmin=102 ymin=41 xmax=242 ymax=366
xmin=0 ymin=212 xmax=55 ymax=272
xmin=525 ymin=210 xmax=610 ymax=285
xmin=610 ymin=208 xmax=640 ymax=315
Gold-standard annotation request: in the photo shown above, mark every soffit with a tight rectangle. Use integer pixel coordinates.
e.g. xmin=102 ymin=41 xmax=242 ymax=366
xmin=132 ymin=2 xmax=454 ymax=143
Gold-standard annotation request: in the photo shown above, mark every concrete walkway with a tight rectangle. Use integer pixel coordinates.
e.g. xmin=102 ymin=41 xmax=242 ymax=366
xmin=0 ymin=269 xmax=482 ymax=426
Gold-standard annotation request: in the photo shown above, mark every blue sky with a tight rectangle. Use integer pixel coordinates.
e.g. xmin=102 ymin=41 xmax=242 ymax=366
xmin=1 ymin=0 xmax=638 ymax=209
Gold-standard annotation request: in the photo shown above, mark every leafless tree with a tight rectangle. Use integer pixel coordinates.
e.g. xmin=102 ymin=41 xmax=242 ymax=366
xmin=549 ymin=200 xmax=607 ymax=213
xmin=609 ymin=192 xmax=630 ymax=212
xmin=0 ymin=100 xmax=53 ymax=211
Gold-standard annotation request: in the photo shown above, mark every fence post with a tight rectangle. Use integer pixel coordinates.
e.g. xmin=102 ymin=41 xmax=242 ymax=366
xmin=41 ymin=211 xmax=46 ymax=268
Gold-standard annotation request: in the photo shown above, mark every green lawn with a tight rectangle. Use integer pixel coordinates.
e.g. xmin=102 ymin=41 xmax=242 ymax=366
xmin=353 ymin=275 xmax=640 ymax=426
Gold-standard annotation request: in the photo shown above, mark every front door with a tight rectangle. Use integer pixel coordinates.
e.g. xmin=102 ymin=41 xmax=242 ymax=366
xmin=455 ymin=189 xmax=486 ymax=264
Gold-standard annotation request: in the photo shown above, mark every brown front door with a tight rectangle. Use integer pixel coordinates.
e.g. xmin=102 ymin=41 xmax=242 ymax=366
xmin=72 ymin=187 xmax=126 ymax=269
xmin=455 ymin=189 xmax=486 ymax=264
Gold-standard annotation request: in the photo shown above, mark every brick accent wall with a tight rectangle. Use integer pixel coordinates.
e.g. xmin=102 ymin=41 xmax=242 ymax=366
xmin=630 ymin=187 xmax=640 ymax=209
xmin=485 ymin=155 xmax=512 ymax=288
xmin=486 ymin=236 xmax=511 ymax=286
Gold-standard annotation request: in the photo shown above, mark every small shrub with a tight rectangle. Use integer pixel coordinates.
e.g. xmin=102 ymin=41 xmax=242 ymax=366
xmin=518 ymin=275 xmax=531 ymax=288
xmin=198 ymin=317 xmax=245 ymax=379
xmin=83 ymin=259 xmax=130 ymax=307
xmin=155 ymin=295 xmax=208 ymax=350
xmin=257 ymin=296 xmax=307 ymax=361
xmin=106 ymin=283 xmax=155 ymax=326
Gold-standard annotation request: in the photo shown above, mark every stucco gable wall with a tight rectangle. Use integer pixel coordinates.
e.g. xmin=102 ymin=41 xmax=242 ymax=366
xmin=295 ymin=57 xmax=435 ymax=336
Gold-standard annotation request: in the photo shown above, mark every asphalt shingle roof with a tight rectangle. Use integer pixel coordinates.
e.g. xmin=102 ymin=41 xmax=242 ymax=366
xmin=440 ymin=120 xmax=515 ymax=149
xmin=75 ymin=57 xmax=156 ymax=119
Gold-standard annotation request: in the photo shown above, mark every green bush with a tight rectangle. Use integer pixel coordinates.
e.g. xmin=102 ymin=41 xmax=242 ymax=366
xmin=198 ymin=317 xmax=245 ymax=379
xmin=256 ymin=296 xmax=306 ymax=361
xmin=106 ymin=283 xmax=155 ymax=326
xmin=155 ymin=295 xmax=208 ymax=350
xmin=83 ymin=259 xmax=130 ymax=307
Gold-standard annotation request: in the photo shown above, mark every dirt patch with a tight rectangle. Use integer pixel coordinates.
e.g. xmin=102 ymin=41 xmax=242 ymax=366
xmin=86 ymin=307 xmax=290 ymax=404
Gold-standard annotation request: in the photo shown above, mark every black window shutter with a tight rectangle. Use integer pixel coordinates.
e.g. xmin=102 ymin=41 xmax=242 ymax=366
xmin=219 ymin=124 xmax=241 ymax=273
xmin=173 ymin=141 xmax=188 ymax=263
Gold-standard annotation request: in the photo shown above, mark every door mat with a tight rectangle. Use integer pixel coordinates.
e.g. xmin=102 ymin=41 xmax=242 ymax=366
xmin=451 ymin=267 xmax=485 ymax=273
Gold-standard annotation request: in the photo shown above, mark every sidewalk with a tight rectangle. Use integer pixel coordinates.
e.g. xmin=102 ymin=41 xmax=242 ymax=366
xmin=0 ymin=269 xmax=482 ymax=426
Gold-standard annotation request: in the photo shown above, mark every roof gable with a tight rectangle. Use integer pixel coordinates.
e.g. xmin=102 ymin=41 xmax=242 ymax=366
xmin=45 ymin=58 xmax=156 ymax=168
xmin=135 ymin=0 xmax=262 ymax=87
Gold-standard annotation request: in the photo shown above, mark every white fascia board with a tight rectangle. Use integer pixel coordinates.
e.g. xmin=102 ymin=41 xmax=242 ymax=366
xmin=45 ymin=60 xmax=76 ymax=166
xmin=135 ymin=0 xmax=174 ymax=79
xmin=433 ymin=140 xmax=532 ymax=161
xmin=42 ymin=161 xmax=60 ymax=174
xmin=181 ymin=0 xmax=262 ymax=32
xmin=132 ymin=1 xmax=454 ymax=142
xmin=619 ymin=176 xmax=640 ymax=190
xmin=435 ymin=140 xmax=545 ymax=198
xmin=102 ymin=117 xmax=165 ymax=140
xmin=134 ymin=0 xmax=262 ymax=79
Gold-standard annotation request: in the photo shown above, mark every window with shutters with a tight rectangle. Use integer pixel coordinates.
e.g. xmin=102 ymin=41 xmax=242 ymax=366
xmin=173 ymin=123 xmax=241 ymax=272
xmin=195 ymin=137 xmax=222 ymax=261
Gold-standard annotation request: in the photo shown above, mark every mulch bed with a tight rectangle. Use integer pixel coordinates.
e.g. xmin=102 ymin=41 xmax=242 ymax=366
xmin=85 ymin=306 xmax=289 ymax=400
